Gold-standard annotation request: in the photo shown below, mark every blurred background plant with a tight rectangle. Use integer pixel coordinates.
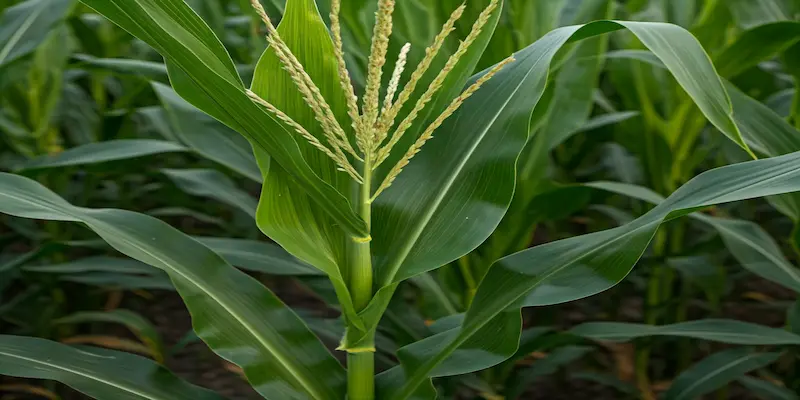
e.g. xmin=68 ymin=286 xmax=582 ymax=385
xmin=2 ymin=0 xmax=800 ymax=399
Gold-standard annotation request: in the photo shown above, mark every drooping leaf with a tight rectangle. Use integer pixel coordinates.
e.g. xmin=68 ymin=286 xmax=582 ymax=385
xmin=505 ymin=346 xmax=593 ymax=399
xmin=15 ymin=140 xmax=187 ymax=172
xmin=0 ymin=172 xmax=346 ymax=400
xmin=569 ymin=319 xmax=800 ymax=345
xmin=55 ymin=310 xmax=165 ymax=363
xmin=664 ymin=349 xmax=781 ymax=400
xmin=0 ymin=0 xmax=73 ymax=68
xmin=0 ymin=335 xmax=224 ymax=400
xmin=378 ymin=150 xmax=800 ymax=399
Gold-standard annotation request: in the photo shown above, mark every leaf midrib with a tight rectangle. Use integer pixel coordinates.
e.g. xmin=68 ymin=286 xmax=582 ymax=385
xmin=89 ymin=219 xmax=329 ymax=400
xmin=0 ymin=349 xmax=157 ymax=399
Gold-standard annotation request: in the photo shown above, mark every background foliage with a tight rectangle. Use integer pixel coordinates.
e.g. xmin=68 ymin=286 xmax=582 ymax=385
xmin=2 ymin=0 xmax=800 ymax=399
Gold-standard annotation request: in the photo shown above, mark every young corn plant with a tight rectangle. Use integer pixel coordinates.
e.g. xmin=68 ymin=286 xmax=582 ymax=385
xmin=5 ymin=1 xmax=800 ymax=400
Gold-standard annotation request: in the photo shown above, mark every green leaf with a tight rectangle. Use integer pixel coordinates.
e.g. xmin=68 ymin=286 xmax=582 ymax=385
xmin=378 ymin=150 xmax=800 ymax=400
xmin=0 ymin=335 xmax=224 ymax=400
xmin=78 ymin=0 xmax=368 ymax=239
xmin=715 ymin=22 xmax=800 ymax=78
xmin=73 ymin=54 xmax=169 ymax=81
xmin=738 ymin=376 xmax=799 ymax=400
xmin=55 ymin=310 xmax=165 ymax=363
xmin=0 ymin=172 xmax=346 ymax=400
xmin=0 ymin=0 xmax=73 ymax=68
xmin=569 ymin=319 xmax=800 ymax=345
xmin=15 ymin=140 xmax=187 ymax=171
xmin=162 ymin=169 xmax=258 ymax=217
xmin=664 ymin=349 xmax=781 ymax=400
xmin=587 ymin=180 xmax=800 ymax=294
xmin=153 ymin=83 xmax=261 ymax=182
xmin=194 ymin=237 xmax=323 ymax=276
xmin=23 ymin=256 xmax=160 ymax=275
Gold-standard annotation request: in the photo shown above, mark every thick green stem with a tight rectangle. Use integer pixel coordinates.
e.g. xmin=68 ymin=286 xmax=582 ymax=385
xmin=348 ymin=154 xmax=375 ymax=400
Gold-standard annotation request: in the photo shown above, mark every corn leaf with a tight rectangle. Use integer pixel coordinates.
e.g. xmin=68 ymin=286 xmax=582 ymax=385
xmin=738 ymin=376 xmax=800 ymax=400
xmin=14 ymin=140 xmax=187 ymax=171
xmin=570 ymin=319 xmax=800 ymax=345
xmin=0 ymin=0 xmax=73 ymax=68
xmin=664 ymin=349 xmax=781 ymax=400
xmin=377 ymin=150 xmax=800 ymax=400
xmin=55 ymin=310 xmax=165 ymax=364
xmin=0 ymin=172 xmax=346 ymax=400
xmin=0 ymin=335 xmax=223 ymax=400
xmin=78 ymin=0 xmax=368 ymax=239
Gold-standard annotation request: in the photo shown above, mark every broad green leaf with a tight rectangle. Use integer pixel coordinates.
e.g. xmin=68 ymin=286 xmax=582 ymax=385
xmin=15 ymin=140 xmax=187 ymax=171
xmin=0 ymin=0 xmax=73 ymax=68
xmin=153 ymin=83 xmax=261 ymax=182
xmin=378 ymin=150 xmax=800 ymax=400
xmin=0 ymin=335 xmax=223 ymax=400
xmin=78 ymin=0 xmax=368 ymax=239
xmin=0 ymin=172 xmax=346 ymax=400
xmin=162 ymin=169 xmax=258 ymax=217
xmin=194 ymin=237 xmax=322 ymax=276
xmin=569 ymin=319 xmax=800 ymax=345
xmin=715 ymin=22 xmax=800 ymax=78
xmin=664 ymin=349 xmax=781 ymax=400
xmin=789 ymin=300 xmax=800 ymax=335
xmin=249 ymin=0 xmax=365 ymax=330
xmin=62 ymin=273 xmax=175 ymax=291
xmin=56 ymin=310 xmax=165 ymax=363
xmin=739 ymin=376 xmax=800 ymax=400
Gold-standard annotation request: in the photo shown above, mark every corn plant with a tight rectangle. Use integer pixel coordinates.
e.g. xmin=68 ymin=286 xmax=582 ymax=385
xmin=5 ymin=0 xmax=800 ymax=399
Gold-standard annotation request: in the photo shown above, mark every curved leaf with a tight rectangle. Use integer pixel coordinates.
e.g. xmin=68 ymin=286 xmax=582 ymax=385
xmin=664 ymin=349 xmax=781 ymax=400
xmin=56 ymin=310 xmax=165 ymax=363
xmin=15 ymin=140 xmax=187 ymax=171
xmin=587 ymin=181 xmax=800 ymax=293
xmin=0 ymin=0 xmax=73 ymax=68
xmin=0 ymin=335 xmax=223 ymax=400
xmin=78 ymin=0 xmax=368 ymax=239
xmin=570 ymin=319 xmax=800 ymax=345
xmin=378 ymin=150 xmax=800 ymax=399
xmin=73 ymin=54 xmax=169 ymax=81
xmin=0 ymin=172 xmax=345 ymax=400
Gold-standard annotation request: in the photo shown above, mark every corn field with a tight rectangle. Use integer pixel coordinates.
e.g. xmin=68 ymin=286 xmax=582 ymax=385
xmin=2 ymin=0 xmax=800 ymax=399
